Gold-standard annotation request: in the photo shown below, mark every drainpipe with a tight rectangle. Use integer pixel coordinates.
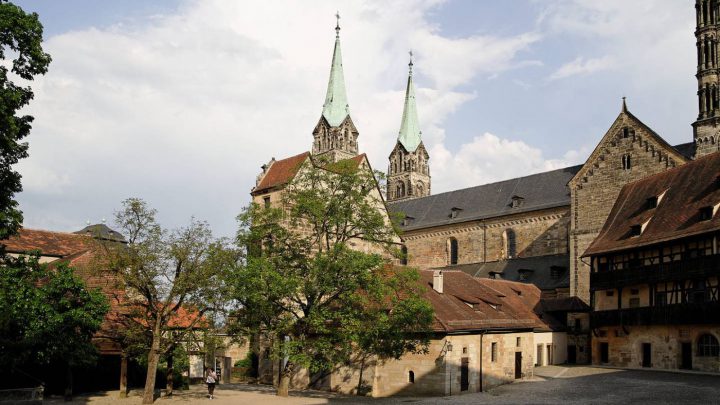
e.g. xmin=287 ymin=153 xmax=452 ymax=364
xmin=479 ymin=331 xmax=484 ymax=392
xmin=481 ymin=221 xmax=487 ymax=262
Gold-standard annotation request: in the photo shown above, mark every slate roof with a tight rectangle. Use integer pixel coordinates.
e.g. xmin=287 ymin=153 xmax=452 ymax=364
xmin=391 ymin=141 xmax=694 ymax=231
xmin=391 ymin=166 xmax=582 ymax=230
xmin=420 ymin=270 xmax=559 ymax=333
xmin=436 ymin=254 xmax=570 ymax=292
xmin=673 ymin=141 xmax=695 ymax=160
xmin=75 ymin=223 xmax=126 ymax=242
xmin=584 ymin=151 xmax=720 ymax=256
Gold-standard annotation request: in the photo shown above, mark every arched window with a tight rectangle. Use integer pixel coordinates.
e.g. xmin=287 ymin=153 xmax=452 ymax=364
xmin=622 ymin=154 xmax=632 ymax=170
xmin=503 ymin=229 xmax=516 ymax=259
xmin=408 ymin=370 xmax=415 ymax=383
xmin=448 ymin=238 xmax=459 ymax=265
xmin=698 ymin=334 xmax=719 ymax=357
xmin=397 ymin=182 xmax=405 ymax=197
xmin=400 ymin=246 xmax=408 ymax=266
xmin=407 ymin=180 xmax=413 ymax=196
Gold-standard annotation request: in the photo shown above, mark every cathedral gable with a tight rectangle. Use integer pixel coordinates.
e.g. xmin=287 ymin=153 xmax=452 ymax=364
xmin=570 ymin=110 xmax=689 ymax=190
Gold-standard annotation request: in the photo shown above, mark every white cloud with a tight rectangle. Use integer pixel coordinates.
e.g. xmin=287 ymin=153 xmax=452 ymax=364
xmin=430 ymin=133 xmax=587 ymax=193
xmin=548 ymin=56 xmax=615 ymax=81
xmin=18 ymin=0 xmax=545 ymax=236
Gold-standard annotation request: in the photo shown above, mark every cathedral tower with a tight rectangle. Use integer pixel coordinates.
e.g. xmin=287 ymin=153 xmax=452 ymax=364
xmin=694 ymin=0 xmax=720 ymax=157
xmin=387 ymin=54 xmax=430 ymax=202
xmin=311 ymin=14 xmax=359 ymax=163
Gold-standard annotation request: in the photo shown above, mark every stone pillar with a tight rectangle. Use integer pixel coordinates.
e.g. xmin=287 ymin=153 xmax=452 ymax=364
xmin=119 ymin=354 xmax=128 ymax=398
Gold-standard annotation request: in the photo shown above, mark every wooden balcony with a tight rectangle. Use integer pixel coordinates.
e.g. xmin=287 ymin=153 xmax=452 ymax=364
xmin=590 ymin=301 xmax=720 ymax=328
xmin=590 ymin=255 xmax=720 ymax=291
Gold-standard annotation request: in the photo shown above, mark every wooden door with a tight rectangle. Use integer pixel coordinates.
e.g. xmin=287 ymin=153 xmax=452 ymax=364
xmin=460 ymin=357 xmax=469 ymax=391
xmin=514 ymin=352 xmax=522 ymax=379
xmin=600 ymin=342 xmax=609 ymax=363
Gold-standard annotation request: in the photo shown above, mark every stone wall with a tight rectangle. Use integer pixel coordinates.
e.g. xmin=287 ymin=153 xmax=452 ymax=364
xmin=402 ymin=207 xmax=570 ymax=269
xmin=592 ymin=325 xmax=720 ymax=372
xmin=569 ymin=112 xmax=687 ymax=302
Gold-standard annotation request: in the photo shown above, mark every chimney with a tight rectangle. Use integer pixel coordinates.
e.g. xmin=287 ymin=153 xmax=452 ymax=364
xmin=433 ymin=270 xmax=444 ymax=294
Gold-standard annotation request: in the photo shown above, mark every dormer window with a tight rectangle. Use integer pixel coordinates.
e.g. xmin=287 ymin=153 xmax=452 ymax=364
xmin=699 ymin=206 xmax=714 ymax=221
xmin=518 ymin=269 xmax=533 ymax=281
xmin=629 ymin=224 xmax=642 ymax=237
xmin=450 ymin=207 xmax=463 ymax=219
xmin=510 ymin=195 xmax=524 ymax=208
xmin=488 ymin=271 xmax=501 ymax=280
xmin=401 ymin=215 xmax=415 ymax=226
xmin=646 ymin=196 xmax=658 ymax=209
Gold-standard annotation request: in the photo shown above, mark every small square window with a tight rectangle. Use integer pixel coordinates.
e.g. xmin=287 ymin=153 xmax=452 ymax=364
xmin=516 ymin=337 xmax=521 ymax=347
xmin=605 ymin=290 xmax=615 ymax=297
xmin=263 ymin=196 xmax=271 ymax=208
xmin=462 ymin=347 xmax=468 ymax=354
xmin=629 ymin=225 xmax=642 ymax=237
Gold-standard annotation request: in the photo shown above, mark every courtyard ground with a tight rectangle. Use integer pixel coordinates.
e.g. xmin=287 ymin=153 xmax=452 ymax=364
xmin=49 ymin=366 xmax=720 ymax=404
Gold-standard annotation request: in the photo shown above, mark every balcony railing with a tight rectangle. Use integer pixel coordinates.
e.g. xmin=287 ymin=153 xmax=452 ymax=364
xmin=590 ymin=301 xmax=720 ymax=328
xmin=590 ymin=254 xmax=720 ymax=290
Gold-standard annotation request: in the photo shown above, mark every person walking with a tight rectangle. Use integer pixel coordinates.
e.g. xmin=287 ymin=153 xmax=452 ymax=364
xmin=205 ymin=367 xmax=217 ymax=399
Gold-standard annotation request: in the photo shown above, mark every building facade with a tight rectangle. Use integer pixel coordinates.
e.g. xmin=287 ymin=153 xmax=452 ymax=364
xmin=585 ymin=152 xmax=720 ymax=372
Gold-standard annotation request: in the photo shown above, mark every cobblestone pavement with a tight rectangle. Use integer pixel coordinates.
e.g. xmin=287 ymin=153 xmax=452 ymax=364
xmin=50 ymin=366 xmax=720 ymax=404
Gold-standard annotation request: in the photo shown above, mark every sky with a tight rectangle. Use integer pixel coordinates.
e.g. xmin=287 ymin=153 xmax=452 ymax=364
xmin=13 ymin=0 xmax=698 ymax=238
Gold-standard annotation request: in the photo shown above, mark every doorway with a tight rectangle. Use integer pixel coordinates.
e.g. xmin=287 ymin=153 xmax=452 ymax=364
xmin=600 ymin=342 xmax=609 ymax=363
xmin=567 ymin=345 xmax=577 ymax=364
xmin=546 ymin=344 xmax=553 ymax=365
xmin=460 ymin=357 xmax=469 ymax=391
xmin=681 ymin=342 xmax=692 ymax=370
xmin=642 ymin=343 xmax=652 ymax=368
xmin=514 ymin=352 xmax=522 ymax=379
xmin=536 ymin=345 xmax=543 ymax=366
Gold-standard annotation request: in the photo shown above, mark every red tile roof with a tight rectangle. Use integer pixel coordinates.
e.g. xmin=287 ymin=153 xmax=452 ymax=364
xmin=584 ymin=151 xmax=720 ymax=256
xmin=420 ymin=270 xmax=557 ymax=332
xmin=252 ymin=152 xmax=310 ymax=194
xmin=2 ymin=228 xmax=91 ymax=257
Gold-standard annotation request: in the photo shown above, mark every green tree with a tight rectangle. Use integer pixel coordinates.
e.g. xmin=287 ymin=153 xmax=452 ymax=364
xmin=0 ymin=255 xmax=108 ymax=396
xmin=0 ymin=1 xmax=51 ymax=240
xmin=232 ymin=160 xmax=433 ymax=397
xmin=98 ymin=198 xmax=235 ymax=404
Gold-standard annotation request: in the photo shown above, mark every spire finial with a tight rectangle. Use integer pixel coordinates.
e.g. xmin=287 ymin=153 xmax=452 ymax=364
xmin=622 ymin=96 xmax=628 ymax=113
xmin=408 ymin=50 xmax=414 ymax=76
xmin=335 ymin=11 xmax=340 ymax=37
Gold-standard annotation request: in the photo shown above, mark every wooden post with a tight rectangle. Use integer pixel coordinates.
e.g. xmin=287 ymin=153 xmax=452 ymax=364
xmin=119 ymin=354 xmax=128 ymax=398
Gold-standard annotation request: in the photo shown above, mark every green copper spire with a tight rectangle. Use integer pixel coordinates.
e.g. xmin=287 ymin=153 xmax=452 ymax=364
xmin=398 ymin=51 xmax=422 ymax=152
xmin=321 ymin=12 xmax=350 ymax=127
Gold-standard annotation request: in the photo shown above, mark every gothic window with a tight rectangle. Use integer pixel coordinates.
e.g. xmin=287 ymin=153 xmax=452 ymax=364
xmin=448 ymin=238 xmax=459 ymax=265
xmin=417 ymin=184 xmax=424 ymax=196
xmin=622 ymin=154 xmax=632 ymax=170
xmin=698 ymin=334 xmax=719 ymax=357
xmin=407 ymin=180 xmax=412 ymax=196
xmin=503 ymin=229 xmax=517 ymax=259
xmin=623 ymin=127 xmax=629 ymax=138
xmin=396 ymin=182 xmax=405 ymax=198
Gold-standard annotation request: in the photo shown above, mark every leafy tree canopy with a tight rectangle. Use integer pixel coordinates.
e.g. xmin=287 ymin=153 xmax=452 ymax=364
xmin=232 ymin=159 xmax=433 ymax=396
xmin=0 ymin=1 xmax=51 ymax=240
xmin=0 ymin=255 xmax=108 ymax=371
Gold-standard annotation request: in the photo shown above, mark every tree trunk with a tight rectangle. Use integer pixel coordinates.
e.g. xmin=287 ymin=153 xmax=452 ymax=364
xmin=166 ymin=352 xmax=174 ymax=397
xmin=63 ymin=364 xmax=73 ymax=401
xmin=142 ymin=321 xmax=163 ymax=404
xmin=277 ymin=362 xmax=292 ymax=397
xmin=119 ymin=354 xmax=128 ymax=398
xmin=356 ymin=356 xmax=365 ymax=395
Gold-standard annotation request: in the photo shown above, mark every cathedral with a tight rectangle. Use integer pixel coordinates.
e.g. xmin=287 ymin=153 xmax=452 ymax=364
xmin=250 ymin=1 xmax=720 ymax=395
